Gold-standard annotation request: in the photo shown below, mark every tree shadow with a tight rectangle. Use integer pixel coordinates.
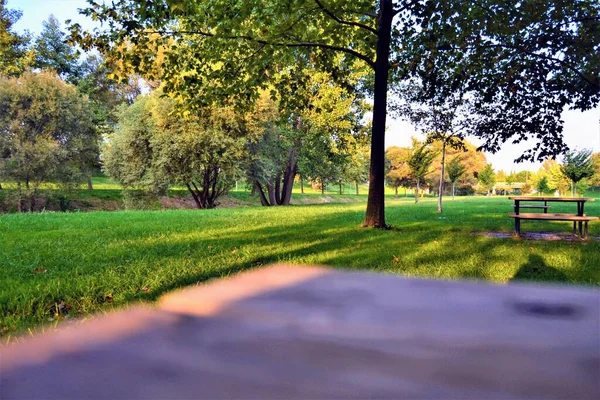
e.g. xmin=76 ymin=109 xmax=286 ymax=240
xmin=511 ymin=254 xmax=569 ymax=283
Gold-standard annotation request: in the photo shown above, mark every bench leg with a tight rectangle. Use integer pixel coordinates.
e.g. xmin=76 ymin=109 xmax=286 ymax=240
xmin=584 ymin=222 xmax=588 ymax=240
xmin=578 ymin=221 xmax=583 ymax=238
xmin=573 ymin=221 xmax=577 ymax=236
xmin=514 ymin=218 xmax=521 ymax=236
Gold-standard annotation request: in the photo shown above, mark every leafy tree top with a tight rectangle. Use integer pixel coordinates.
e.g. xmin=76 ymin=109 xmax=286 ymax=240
xmin=34 ymin=15 xmax=81 ymax=83
xmin=0 ymin=0 xmax=31 ymax=76
xmin=560 ymin=149 xmax=596 ymax=184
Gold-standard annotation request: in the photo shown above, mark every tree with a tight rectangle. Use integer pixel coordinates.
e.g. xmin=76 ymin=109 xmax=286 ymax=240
xmin=478 ymin=164 xmax=496 ymax=197
xmin=407 ymin=142 xmax=436 ymax=204
xmin=446 ymin=157 xmax=466 ymax=200
xmin=34 ymin=15 xmax=81 ymax=83
xmin=0 ymin=72 xmax=98 ymax=211
xmin=104 ymin=90 xmax=244 ymax=209
xmin=0 ymin=0 xmax=31 ymax=76
xmin=345 ymin=142 xmax=370 ymax=195
xmin=393 ymin=77 xmax=471 ymax=212
xmin=560 ymin=149 xmax=595 ymax=197
xmin=72 ymin=0 xmax=600 ymax=227
xmin=386 ymin=146 xmax=411 ymax=198
xmin=590 ymin=152 xmax=600 ymax=187
xmin=536 ymin=176 xmax=549 ymax=196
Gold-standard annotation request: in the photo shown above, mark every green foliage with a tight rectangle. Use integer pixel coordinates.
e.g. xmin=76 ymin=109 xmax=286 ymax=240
xmin=1 ymin=197 xmax=599 ymax=338
xmin=536 ymin=176 xmax=549 ymax=195
xmin=478 ymin=164 xmax=496 ymax=195
xmin=592 ymin=153 xmax=600 ymax=187
xmin=33 ymin=15 xmax=81 ymax=83
xmin=104 ymin=90 xmax=245 ymax=208
xmin=446 ymin=157 xmax=466 ymax=184
xmin=560 ymin=149 xmax=595 ymax=197
xmin=0 ymin=71 xmax=98 ymax=211
xmin=0 ymin=0 xmax=31 ymax=76
xmin=407 ymin=142 xmax=436 ymax=183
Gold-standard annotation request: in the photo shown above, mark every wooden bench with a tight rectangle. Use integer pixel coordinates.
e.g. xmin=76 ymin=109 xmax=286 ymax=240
xmin=509 ymin=213 xmax=598 ymax=239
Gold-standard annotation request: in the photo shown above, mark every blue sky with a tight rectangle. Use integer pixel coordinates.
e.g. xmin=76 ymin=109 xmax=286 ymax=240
xmin=8 ymin=0 xmax=600 ymax=172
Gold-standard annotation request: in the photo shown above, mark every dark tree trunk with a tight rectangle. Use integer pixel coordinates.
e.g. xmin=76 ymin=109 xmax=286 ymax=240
xmin=186 ymin=183 xmax=202 ymax=209
xmin=87 ymin=177 xmax=93 ymax=190
xmin=0 ymin=182 xmax=3 ymax=190
xmin=438 ymin=140 xmax=446 ymax=213
xmin=356 ymin=182 xmax=359 ymax=195
xmin=364 ymin=0 xmax=393 ymax=228
xmin=280 ymin=150 xmax=297 ymax=205
xmin=452 ymin=182 xmax=456 ymax=200
xmin=255 ymin=183 xmax=271 ymax=206
xmin=339 ymin=182 xmax=342 ymax=195
xmin=321 ymin=181 xmax=325 ymax=195
xmin=267 ymin=183 xmax=277 ymax=206
xmin=300 ymin=177 xmax=304 ymax=194
xmin=394 ymin=185 xmax=398 ymax=198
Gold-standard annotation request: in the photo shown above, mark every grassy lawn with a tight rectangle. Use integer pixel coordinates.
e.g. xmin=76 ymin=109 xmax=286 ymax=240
xmin=1 ymin=196 xmax=599 ymax=340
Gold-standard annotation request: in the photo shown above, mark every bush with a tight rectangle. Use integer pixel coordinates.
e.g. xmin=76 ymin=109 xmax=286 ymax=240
xmin=122 ymin=190 xmax=161 ymax=210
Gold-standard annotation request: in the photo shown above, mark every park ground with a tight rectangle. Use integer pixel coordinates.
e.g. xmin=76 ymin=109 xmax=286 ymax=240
xmin=1 ymin=183 xmax=599 ymax=341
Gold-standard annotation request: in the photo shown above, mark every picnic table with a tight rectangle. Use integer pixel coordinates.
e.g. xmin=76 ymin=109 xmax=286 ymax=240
xmin=508 ymin=196 xmax=597 ymax=239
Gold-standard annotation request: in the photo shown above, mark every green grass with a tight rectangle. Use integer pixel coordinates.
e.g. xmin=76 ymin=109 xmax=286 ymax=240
xmin=1 ymin=196 xmax=599 ymax=340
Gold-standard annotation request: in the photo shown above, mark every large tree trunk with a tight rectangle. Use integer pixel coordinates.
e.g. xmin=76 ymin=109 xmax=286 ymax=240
xmin=394 ymin=185 xmax=398 ymax=198
xmin=437 ymin=140 xmax=446 ymax=213
xmin=355 ymin=181 xmax=359 ymax=195
xmin=321 ymin=181 xmax=325 ymax=195
xmin=87 ymin=177 xmax=93 ymax=190
xmin=363 ymin=0 xmax=393 ymax=228
xmin=339 ymin=182 xmax=342 ymax=195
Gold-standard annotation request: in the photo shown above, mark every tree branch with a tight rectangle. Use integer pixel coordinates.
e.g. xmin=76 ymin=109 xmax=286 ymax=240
xmin=314 ymin=0 xmax=378 ymax=35
xmin=151 ymin=29 xmax=376 ymax=69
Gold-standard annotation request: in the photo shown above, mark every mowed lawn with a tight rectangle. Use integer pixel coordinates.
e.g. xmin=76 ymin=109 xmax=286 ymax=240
xmin=1 ymin=196 xmax=599 ymax=339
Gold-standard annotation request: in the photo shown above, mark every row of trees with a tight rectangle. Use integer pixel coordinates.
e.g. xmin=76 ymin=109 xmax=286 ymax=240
xmin=0 ymin=6 xmax=141 ymax=211
xmin=71 ymin=0 xmax=600 ymax=228
xmin=104 ymin=72 xmax=372 ymax=208
xmin=386 ymin=141 xmax=599 ymax=210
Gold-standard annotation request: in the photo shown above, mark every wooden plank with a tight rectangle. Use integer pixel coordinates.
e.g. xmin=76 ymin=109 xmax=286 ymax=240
xmin=509 ymin=196 xmax=595 ymax=202
xmin=513 ymin=205 xmax=550 ymax=209
xmin=1 ymin=265 xmax=599 ymax=400
xmin=508 ymin=213 xmax=599 ymax=221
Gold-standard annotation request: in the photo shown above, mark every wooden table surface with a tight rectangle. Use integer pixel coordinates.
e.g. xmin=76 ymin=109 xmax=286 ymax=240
xmin=509 ymin=196 xmax=595 ymax=202
xmin=1 ymin=265 xmax=599 ymax=399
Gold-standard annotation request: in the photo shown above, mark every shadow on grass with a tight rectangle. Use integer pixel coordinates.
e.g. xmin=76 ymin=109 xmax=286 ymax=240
xmin=511 ymin=254 xmax=569 ymax=283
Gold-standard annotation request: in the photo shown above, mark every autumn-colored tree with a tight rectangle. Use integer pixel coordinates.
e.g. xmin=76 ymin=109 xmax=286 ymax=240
xmin=386 ymin=146 xmax=411 ymax=198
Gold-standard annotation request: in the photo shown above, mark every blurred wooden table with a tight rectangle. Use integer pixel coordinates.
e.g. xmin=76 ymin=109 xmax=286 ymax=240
xmin=1 ymin=265 xmax=599 ymax=399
